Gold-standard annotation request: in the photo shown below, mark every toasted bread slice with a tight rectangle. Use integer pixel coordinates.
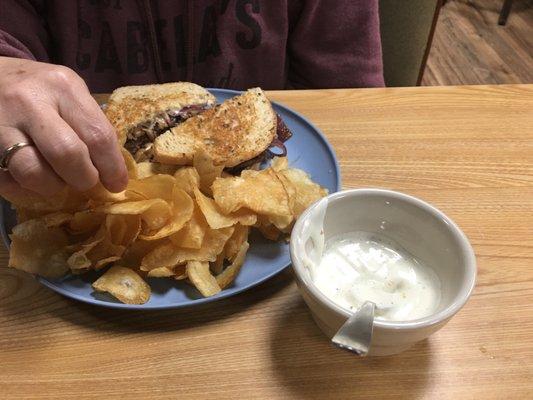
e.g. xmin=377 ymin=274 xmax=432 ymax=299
xmin=105 ymin=82 xmax=216 ymax=144
xmin=153 ymin=88 xmax=276 ymax=168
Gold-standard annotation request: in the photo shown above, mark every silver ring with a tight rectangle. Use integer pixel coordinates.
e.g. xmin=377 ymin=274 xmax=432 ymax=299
xmin=0 ymin=142 xmax=32 ymax=172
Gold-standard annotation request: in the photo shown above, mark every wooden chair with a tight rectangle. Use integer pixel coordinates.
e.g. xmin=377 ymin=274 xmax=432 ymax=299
xmin=498 ymin=0 xmax=514 ymax=25
xmin=379 ymin=0 xmax=443 ymax=86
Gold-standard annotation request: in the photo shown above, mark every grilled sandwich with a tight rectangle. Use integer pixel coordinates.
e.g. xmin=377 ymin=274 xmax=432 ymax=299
xmin=154 ymin=88 xmax=291 ymax=168
xmin=105 ymin=82 xmax=216 ymax=162
xmin=106 ymin=83 xmax=291 ymax=169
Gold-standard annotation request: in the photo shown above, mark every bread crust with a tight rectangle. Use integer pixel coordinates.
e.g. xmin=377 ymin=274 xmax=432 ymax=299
xmin=105 ymin=82 xmax=216 ymax=144
xmin=153 ymin=88 xmax=276 ymax=168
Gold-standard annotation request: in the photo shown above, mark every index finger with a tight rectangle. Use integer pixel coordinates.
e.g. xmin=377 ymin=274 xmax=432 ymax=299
xmin=57 ymin=83 xmax=128 ymax=193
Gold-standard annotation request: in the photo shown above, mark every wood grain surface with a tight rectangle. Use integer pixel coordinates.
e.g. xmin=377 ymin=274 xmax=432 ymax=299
xmin=1 ymin=85 xmax=532 ymax=399
xmin=423 ymin=0 xmax=533 ymax=85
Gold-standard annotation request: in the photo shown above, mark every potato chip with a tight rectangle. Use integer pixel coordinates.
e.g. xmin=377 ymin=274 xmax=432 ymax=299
xmin=121 ymin=147 xmax=138 ymax=179
xmin=84 ymin=183 xmax=127 ymax=203
xmin=9 ymin=187 xmax=85 ymax=213
xmin=106 ymin=214 xmax=141 ymax=246
xmin=42 ymin=212 xmax=73 ymax=228
xmin=15 ymin=207 xmax=47 ymax=223
xmin=70 ymin=216 xmax=132 ymax=270
xmin=139 ymin=241 xmax=180 ymax=270
xmin=275 ymin=169 xmax=297 ymax=215
xmin=122 ymin=216 xmax=142 ymax=245
xmin=280 ymin=168 xmax=328 ymax=216
xmin=137 ymin=161 xmax=178 ymax=179
xmin=187 ymin=261 xmax=221 ymax=297
xmin=126 ymin=174 xmax=175 ymax=201
xmin=212 ymin=168 xmax=291 ymax=217
xmin=210 ymin=252 xmax=225 ymax=275
xmin=169 ymin=205 xmax=207 ymax=249
xmin=91 ymin=239 xmax=125 ymax=258
xmin=147 ymin=266 xmax=176 ymax=278
xmin=96 ymin=199 xmax=171 ymax=231
xmin=86 ymin=238 xmax=124 ymax=268
xmin=105 ymin=214 xmax=127 ymax=244
xmin=271 ymin=156 xmax=289 ymax=171
xmin=174 ymin=264 xmax=187 ymax=280
xmin=8 ymin=219 xmax=70 ymax=278
xmin=139 ymin=187 xmax=193 ymax=240
xmin=94 ymin=256 xmax=121 ymax=270
xmin=69 ymin=211 xmax=105 ymax=234
xmin=247 ymin=163 xmax=261 ymax=171
xmin=268 ymin=214 xmax=294 ymax=232
xmin=6 ymin=191 xmax=64 ymax=213
xmin=194 ymin=187 xmax=256 ymax=229
xmin=256 ymin=217 xmax=282 ymax=241
xmin=193 ymin=147 xmax=224 ymax=196
xmin=67 ymin=226 xmax=106 ymax=270
xmin=148 ymin=264 xmax=185 ymax=278
xmin=139 ymin=201 xmax=172 ymax=231
xmin=141 ymin=227 xmax=234 ymax=270
xmin=174 ymin=167 xmax=200 ymax=195
xmin=67 ymin=251 xmax=92 ymax=270
xmin=216 ymin=241 xmax=249 ymax=289
xmin=92 ymin=265 xmax=150 ymax=304
xmin=224 ymin=224 xmax=250 ymax=262
xmin=121 ymin=239 xmax=166 ymax=269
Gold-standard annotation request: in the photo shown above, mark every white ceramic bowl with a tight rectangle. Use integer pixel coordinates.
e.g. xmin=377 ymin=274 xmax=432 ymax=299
xmin=290 ymin=189 xmax=476 ymax=356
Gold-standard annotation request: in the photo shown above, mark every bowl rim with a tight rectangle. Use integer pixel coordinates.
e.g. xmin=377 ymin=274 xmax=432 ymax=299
xmin=290 ymin=188 xmax=477 ymax=330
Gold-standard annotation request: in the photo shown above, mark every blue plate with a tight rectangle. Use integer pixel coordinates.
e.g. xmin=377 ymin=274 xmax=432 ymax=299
xmin=0 ymin=89 xmax=340 ymax=309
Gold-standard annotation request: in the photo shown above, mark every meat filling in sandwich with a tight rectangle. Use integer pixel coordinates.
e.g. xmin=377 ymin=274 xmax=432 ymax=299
xmin=124 ymin=103 xmax=211 ymax=162
xmin=227 ymin=115 xmax=292 ymax=174
xmin=105 ymin=82 xmax=217 ymax=162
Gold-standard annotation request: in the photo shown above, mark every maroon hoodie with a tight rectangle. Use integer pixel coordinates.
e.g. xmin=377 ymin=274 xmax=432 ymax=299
xmin=0 ymin=0 xmax=384 ymax=92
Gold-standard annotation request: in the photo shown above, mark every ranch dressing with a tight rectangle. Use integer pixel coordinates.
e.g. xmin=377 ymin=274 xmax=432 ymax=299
xmin=311 ymin=231 xmax=441 ymax=321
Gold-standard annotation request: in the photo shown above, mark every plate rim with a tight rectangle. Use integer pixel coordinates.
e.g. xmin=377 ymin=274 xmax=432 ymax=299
xmin=0 ymin=88 xmax=341 ymax=310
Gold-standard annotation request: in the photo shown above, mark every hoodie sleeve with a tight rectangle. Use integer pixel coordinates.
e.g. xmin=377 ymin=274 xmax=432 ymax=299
xmin=0 ymin=0 xmax=50 ymax=61
xmin=288 ymin=0 xmax=385 ymax=89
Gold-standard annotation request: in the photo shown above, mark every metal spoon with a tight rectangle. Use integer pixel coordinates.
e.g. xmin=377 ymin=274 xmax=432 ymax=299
xmin=331 ymin=301 xmax=375 ymax=356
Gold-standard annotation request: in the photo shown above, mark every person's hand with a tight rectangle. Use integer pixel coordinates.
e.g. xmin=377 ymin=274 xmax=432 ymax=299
xmin=0 ymin=57 xmax=128 ymax=201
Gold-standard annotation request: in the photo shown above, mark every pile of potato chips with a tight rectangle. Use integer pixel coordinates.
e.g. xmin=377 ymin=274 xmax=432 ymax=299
xmin=7 ymin=149 xmax=327 ymax=304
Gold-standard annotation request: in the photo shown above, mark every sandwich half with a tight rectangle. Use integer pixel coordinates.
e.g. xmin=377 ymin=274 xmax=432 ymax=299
xmin=105 ymin=82 xmax=216 ymax=161
xmin=153 ymin=88 xmax=289 ymax=168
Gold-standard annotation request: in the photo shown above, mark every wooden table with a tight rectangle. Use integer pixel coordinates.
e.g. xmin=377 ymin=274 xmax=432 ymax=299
xmin=1 ymin=85 xmax=532 ymax=399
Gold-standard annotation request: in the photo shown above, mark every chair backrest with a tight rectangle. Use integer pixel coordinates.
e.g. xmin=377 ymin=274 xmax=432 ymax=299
xmin=379 ymin=0 xmax=442 ymax=87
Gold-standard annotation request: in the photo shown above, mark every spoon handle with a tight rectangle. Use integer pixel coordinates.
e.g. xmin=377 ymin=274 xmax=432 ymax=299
xmin=331 ymin=301 xmax=375 ymax=356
